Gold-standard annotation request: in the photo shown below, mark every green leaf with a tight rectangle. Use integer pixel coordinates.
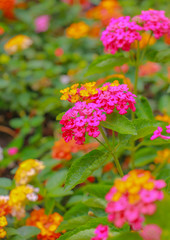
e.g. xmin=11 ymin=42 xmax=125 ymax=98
xmin=0 ymin=178 xmax=12 ymax=189
xmin=136 ymin=96 xmax=154 ymax=120
xmin=85 ymin=54 xmax=128 ymax=76
xmin=83 ymin=197 xmax=106 ymax=209
xmin=134 ymin=147 xmax=157 ymax=167
xmin=68 ymin=229 xmax=95 ymax=240
xmin=10 ymin=118 xmax=23 ymax=128
xmin=154 ymin=48 xmax=170 ymax=63
xmin=65 ymin=150 xmax=112 ymax=190
xmin=46 ymin=170 xmax=67 ymax=191
xmin=131 ymin=119 xmax=160 ymax=141
xmin=141 ymin=138 xmax=170 ymax=146
xmin=56 ymin=112 xmax=65 ymax=120
xmin=17 ymin=226 xmax=40 ymax=239
xmin=83 ymin=184 xmax=112 ymax=198
xmin=45 ymin=198 xmax=56 ymax=215
xmin=101 ymin=112 xmax=137 ymax=135
xmin=30 ymin=116 xmax=44 ymax=127
xmin=47 ymin=187 xmax=73 ymax=197
xmin=110 ymin=232 xmax=142 ymax=240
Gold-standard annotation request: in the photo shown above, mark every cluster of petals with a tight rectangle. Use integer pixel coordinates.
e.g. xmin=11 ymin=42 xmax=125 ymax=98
xmin=91 ymin=224 xmax=109 ymax=240
xmin=14 ymin=159 xmax=44 ymax=185
xmin=35 ymin=15 xmax=50 ymax=33
xmin=150 ymin=125 xmax=170 ymax=140
xmin=105 ymin=170 xmax=166 ymax=230
xmin=132 ymin=32 xmax=156 ymax=49
xmin=62 ymin=0 xmax=90 ymax=9
xmin=0 ymin=196 xmax=11 ymax=239
xmin=140 ymin=224 xmax=162 ymax=240
xmin=4 ymin=35 xmax=33 ymax=55
xmin=66 ymin=22 xmax=90 ymax=39
xmin=26 ymin=208 xmax=63 ymax=240
xmin=60 ymin=81 xmax=136 ymax=144
xmin=101 ymin=16 xmax=142 ymax=54
xmin=139 ymin=62 xmax=161 ymax=77
xmin=52 ymin=138 xmax=98 ymax=160
xmin=155 ymin=149 xmax=170 ymax=164
xmin=0 ymin=0 xmax=15 ymax=19
xmin=9 ymin=185 xmax=39 ymax=219
xmin=135 ymin=10 xmax=170 ymax=39
xmin=155 ymin=113 xmax=170 ymax=125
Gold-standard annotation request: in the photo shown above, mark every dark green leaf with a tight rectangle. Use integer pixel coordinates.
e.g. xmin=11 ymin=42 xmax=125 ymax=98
xmin=134 ymin=147 xmax=157 ymax=167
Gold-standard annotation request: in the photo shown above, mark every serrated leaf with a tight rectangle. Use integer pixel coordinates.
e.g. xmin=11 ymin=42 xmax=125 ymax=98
xmin=136 ymin=96 xmax=154 ymax=120
xmin=85 ymin=54 xmax=128 ymax=76
xmin=101 ymin=112 xmax=137 ymax=135
xmin=65 ymin=150 xmax=112 ymax=190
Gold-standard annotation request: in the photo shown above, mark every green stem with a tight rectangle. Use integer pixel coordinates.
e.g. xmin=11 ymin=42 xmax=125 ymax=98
xmin=98 ymin=126 xmax=124 ymax=177
xmin=140 ymin=32 xmax=153 ymax=63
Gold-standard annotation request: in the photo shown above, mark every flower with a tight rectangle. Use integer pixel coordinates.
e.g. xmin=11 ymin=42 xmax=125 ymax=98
xmin=62 ymin=0 xmax=90 ymax=9
xmin=26 ymin=209 xmax=63 ymax=240
xmin=140 ymin=224 xmax=162 ymax=240
xmin=101 ymin=16 xmax=142 ymax=54
xmin=52 ymin=138 xmax=98 ymax=160
xmin=35 ymin=15 xmax=50 ymax=33
xmin=7 ymin=147 xmax=18 ymax=156
xmin=55 ymin=48 xmax=64 ymax=57
xmin=9 ymin=185 xmax=39 ymax=219
xmin=91 ymin=224 xmax=109 ymax=240
xmin=134 ymin=10 xmax=170 ymax=39
xmin=0 ymin=26 xmax=4 ymax=35
xmin=105 ymin=170 xmax=166 ymax=230
xmin=139 ymin=62 xmax=161 ymax=77
xmin=114 ymin=64 xmax=129 ymax=74
xmin=4 ymin=35 xmax=33 ymax=55
xmin=0 ymin=0 xmax=15 ymax=18
xmin=14 ymin=159 xmax=44 ymax=185
xmin=155 ymin=113 xmax=170 ymax=125
xmin=154 ymin=149 xmax=170 ymax=164
xmin=0 ymin=196 xmax=11 ymax=239
xmin=132 ymin=32 xmax=156 ymax=49
xmin=66 ymin=22 xmax=90 ymax=39
xmin=60 ymin=81 xmax=136 ymax=144
xmin=150 ymin=125 xmax=170 ymax=140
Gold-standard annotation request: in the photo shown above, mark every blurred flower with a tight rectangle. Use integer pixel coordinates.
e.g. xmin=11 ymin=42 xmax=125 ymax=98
xmin=0 ymin=196 xmax=11 ymax=239
xmin=88 ymin=24 xmax=101 ymax=38
xmin=66 ymin=22 xmax=90 ymax=39
xmin=32 ymin=77 xmax=52 ymax=91
xmin=0 ymin=0 xmax=15 ymax=18
xmin=132 ymin=32 xmax=156 ymax=49
xmin=106 ymin=170 xmax=166 ymax=230
xmin=4 ymin=35 xmax=33 ymax=55
xmin=139 ymin=62 xmax=161 ymax=77
xmin=60 ymin=75 xmax=71 ymax=84
xmin=14 ymin=159 xmax=44 ymax=185
xmin=164 ymin=34 xmax=170 ymax=45
xmin=0 ymin=26 xmax=4 ymax=35
xmin=52 ymin=138 xmax=98 ymax=161
xmin=9 ymin=185 xmax=39 ymax=219
xmin=114 ymin=64 xmax=129 ymax=74
xmin=154 ymin=149 xmax=170 ymax=164
xmin=7 ymin=147 xmax=18 ymax=156
xmin=91 ymin=224 xmax=109 ymax=240
xmin=150 ymin=125 xmax=170 ymax=140
xmin=140 ymin=224 xmax=162 ymax=240
xmin=0 ymin=54 xmax=10 ymax=64
xmin=155 ymin=113 xmax=170 ymax=125
xmin=26 ymin=209 xmax=63 ymax=240
xmin=103 ymin=162 xmax=114 ymax=173
xmin=35 ymin=15 xmax=50 ymax=33
xmin=62 ymin=0 xmax=90 ymax=9
xmin=55 ymin=48 xmax=64 ymax=57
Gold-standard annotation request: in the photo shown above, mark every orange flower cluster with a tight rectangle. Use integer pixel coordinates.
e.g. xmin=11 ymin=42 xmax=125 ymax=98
xmin=132 ymin=32 xmax=156 ymax=49
xmin=86 ymin=0 xmax=122 ymax=26
xmin=66 ymin=22 xmax=90 ymax=39
xmin=155 ymin=113 xmax=170 ymax=125
xmin=0 ymin=196 xmax=11 ymax=239
xmin=26 ymin=209 xmax=63 ymax=240
xmin=62 ymin=0 xmax=90 ymax=8
xmin=114 ymin=64 xmax=129 ymax=74
xmin=0 ymin=0 xmax=15 ymax=18
xmin=154 ymin=149 xmax=170 ymax=164
xmin=139 ymin=62 xmax=161 ymax=77
xmin=52 ymin=138 xmax=98 ymax=160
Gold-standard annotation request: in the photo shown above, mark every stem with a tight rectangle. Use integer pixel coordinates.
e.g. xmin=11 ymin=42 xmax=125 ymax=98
xmin=140 ymin=32 xmax=153 ymax=63
xmin=98 ymin=126 xmax=124 ymax=177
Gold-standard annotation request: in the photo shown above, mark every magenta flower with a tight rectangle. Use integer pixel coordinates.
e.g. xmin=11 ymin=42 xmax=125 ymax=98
xmin=140 ymin=224 xmax=162 ymax=240
xmin=8 ymin=147 xmax=18 ymax=156
xmin=150 ymin=125 xmax=170 ymax=140
xmin=35 ymin=15 xmax=50 ymax=33
xmin=91 ymin=224 xmax=109 ymax=240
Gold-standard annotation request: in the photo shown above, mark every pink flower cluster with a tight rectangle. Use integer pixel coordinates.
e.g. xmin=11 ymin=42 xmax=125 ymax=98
xmin=91 ymin=224 xmax=109 ymax=240
xmin=150 ymin=125 xmax=170 ymax=140
xmin=137 ymin=10 xmax=170 ymax=39
xmin=139 ymin=62 xmax=161 ymax=77
xmin=140 ymin=224 xmax=162 ymax=240
xmin=101 ymin=16 xmax=142 ymax=54
xmin=105 ymin=170 xmax=166 ymax=231
xmin=35 ymin=15 xmax=50 ymax=33
xmin=60 ymin=83 xmax=136 ymax=144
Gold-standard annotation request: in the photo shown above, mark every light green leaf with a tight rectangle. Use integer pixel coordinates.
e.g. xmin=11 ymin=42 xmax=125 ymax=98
xmin=136 ymin=96 xmax=154 ymax=120
xmin=17 ymin=226 xmax=40 ymax=239
xmin=47 ymin=187 xmax=73 ymax=198
xmin=0 ymin=178 xmax=12 ymax=189
xmin=109 ymin=232 xmax=142 ymax=240
xmin=65 ymin=150 xmax=112 ymax=190
xmin=83 ymin=197 xmax=106 ymax=209
xmin=83 ymin=184 xmax=112 ymax=198
xmin=56 ymin=112 xmax=65 ymax=120
xmin=101 ymin=112 xmax=137 ymax=135
xmin=134 ymin=147 xmax=157 ymax=167
xmin=68 ymin=229 xmax=95 ymax=240
xmin=46 ymin=170 xmax=67 ymax=191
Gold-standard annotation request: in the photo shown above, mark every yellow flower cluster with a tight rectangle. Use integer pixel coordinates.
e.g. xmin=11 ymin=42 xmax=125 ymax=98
xmin=9 ymin=185 xmax=39 ymax=219
xmin=132 ymin=32 xmax=156 ymax=49
xmin=66 ymin=22 xmax=90 ymax=39
xmin=155 ymin=113 xmax=170 ymax=125
xmin=14 ymin=159 xmax=45 ymax=185
xmin=4 ymin=35 xmax=33 ymax=54
xmin=155 ymin=149 xmax=170 ymax=164
xmin=0 ymin=216 xmax=7 ymax=239
xmin=0 ymin=196 xmax=11 ymax=239
xmin=113 ymin=170 xmax=154 ymax=204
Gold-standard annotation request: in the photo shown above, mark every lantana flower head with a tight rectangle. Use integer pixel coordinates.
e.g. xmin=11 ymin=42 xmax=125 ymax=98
xmin=105 ymin=170 xmax=166 ymax=230
xmin=35 ymin=15 xmax=50 ymax=33
xmin=150 ymin=125 xmax=170 ymax=140
xmin=155 ymin=113 xmax=170 ymax=125
xmin=26 ymin=209 xmax=63 ymax=240
xmin=101 ymin=16 xmax=142 ymax=54
xmin=134 ymin=10 xmax=170 ymax=39
xmin=91 ymin=224 xmax=109 ymax=240
xmin=140 ymin=224 xmax=162 ymax=240
xmin=155 ymin=149 xmax=170 ymax=164
xmin=0 ymin=196 xmax=11 ymax=239
xmin=0 ymin=0 xmax=15 ymax=18
xmin=4 ymin=35 xmax=33 ymax=55
xmin=66 ymin=22 xmax=90 ymax=39
xmin=139 ymin=62 xmax=161 ymax=77
xmin=14 ymin=159 xmax=44 ymax=185
xmin=132 ymin=32 xmax=156 ymax=49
